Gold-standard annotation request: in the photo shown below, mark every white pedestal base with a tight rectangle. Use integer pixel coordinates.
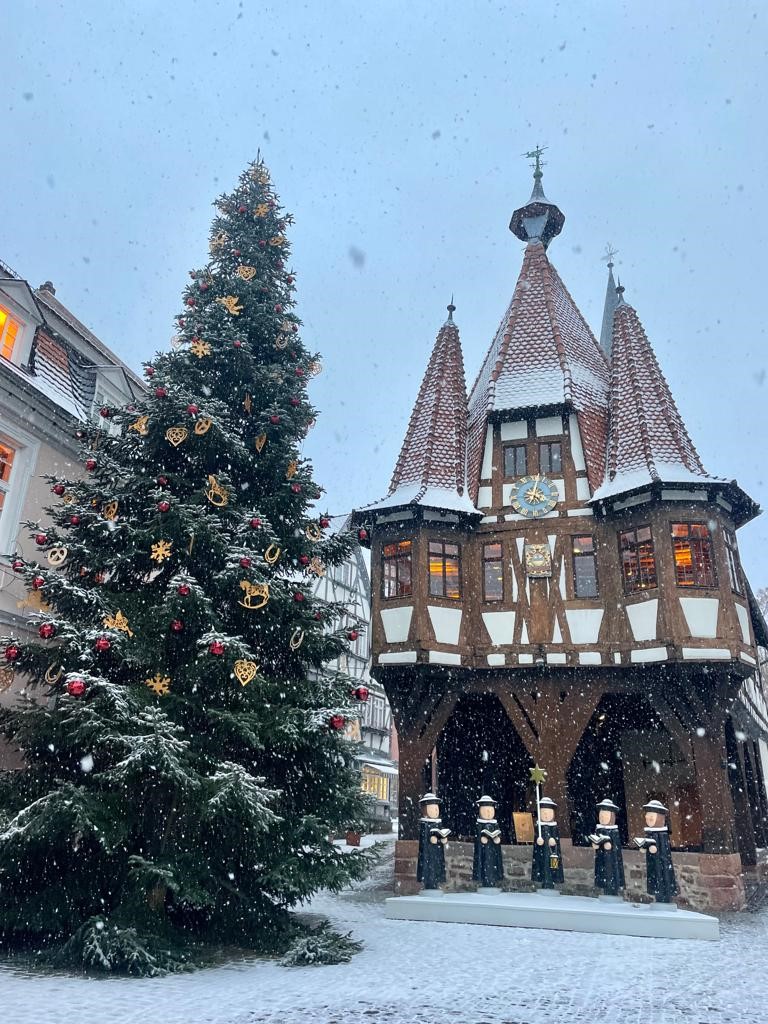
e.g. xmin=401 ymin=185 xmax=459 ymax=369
xmin=385 ymin=891 xmax=718 ymax=940
xmin=418 ymin=888 xmax=445 ymax=897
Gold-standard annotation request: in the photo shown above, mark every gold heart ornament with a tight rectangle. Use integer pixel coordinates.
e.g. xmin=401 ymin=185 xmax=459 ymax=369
xmin=233 ymin=659 xmax=259 ymax=687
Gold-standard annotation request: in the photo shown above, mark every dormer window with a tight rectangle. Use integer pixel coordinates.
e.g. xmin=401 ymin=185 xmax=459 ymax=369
xmin=428 ymin=540 xmax=461 ymax=600
xmin=0 ymin=305 xmax=21 ymax=360
xmin=539 ymin=441 xmax=562 ymax=475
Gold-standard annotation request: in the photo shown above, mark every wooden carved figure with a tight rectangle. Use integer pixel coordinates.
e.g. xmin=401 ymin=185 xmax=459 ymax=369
xmin=588 ymin=797 xmax=625 ymax=896
xmin=634 ymin=799 xmax=679 ymax=904
xmin=416 ymin=792 xmax=450 ymax=891
xmin=472 ymin=795 xmax=504 ymax=889
xmin=531 ymin=795 xmax=564 ymax=889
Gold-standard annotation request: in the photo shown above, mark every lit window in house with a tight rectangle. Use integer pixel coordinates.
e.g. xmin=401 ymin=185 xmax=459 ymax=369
xmin=381 ymin=540 xmax=412 ymax=599
xmin=0 ymin=306 xmax=21 ymax=361
xmin=428 ymin=540 xmax=461 ymax=599
xmin=572 ymin=535 xmax=599 ymax=598
xmin=539 ymin=441 xmax=562 ymax=475
xmin=361 ymin=767 xmax=389 ymax=802
xmin=482 ymin=543 xmax=503 ymax=602
xmin=619 ymin=526 xmax=657 ymax=593
xmin=503 ymin=443 xmax=527 ymax=478
xmin=0 ymin=441 xmax=16 ymax=514
xmin=724 ymin=529 xmax=743 ymax=595
xmin=671 ymin=523 xmax=717 ymax=588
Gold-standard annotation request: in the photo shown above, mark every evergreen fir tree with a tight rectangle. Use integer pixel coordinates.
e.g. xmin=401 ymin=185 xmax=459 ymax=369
xmin=0 ymin=159 xmax=371 ymax=975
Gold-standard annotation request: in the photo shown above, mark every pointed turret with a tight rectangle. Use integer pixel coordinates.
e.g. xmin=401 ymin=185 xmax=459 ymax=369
xmin=599 ymin=246 xmax=619 ymax=358
xmin=367 ymin=303 xmax=478 ymax=516
xmin=509 ymin=147 xmax=565 ymax=250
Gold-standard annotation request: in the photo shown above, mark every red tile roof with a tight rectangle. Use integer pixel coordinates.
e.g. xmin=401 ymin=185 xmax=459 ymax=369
xmin=388 ymin=314 xmax=469 ymax=501
xmin=467 ymin=241 xmax=610 ymax=496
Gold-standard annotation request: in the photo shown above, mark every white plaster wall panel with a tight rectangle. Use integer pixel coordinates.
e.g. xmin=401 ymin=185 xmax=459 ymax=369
xmin=576 ymin=477 xmax=591 ymax=501
xmin=519 ymin=653 xmax=534 ymax=665
xmin=682 ymin=647 xmax=731 ymax=661
xmin=579 ymin=652 xmax=602 ymax=665
xmin=380 ymin=606 xmax=414 ymax=644
xmin=505 ymin=513 xmax=525 ymax=521
xmin=516 ymin=538 xmax=525 ymax=560
xmin=551 ymin=479 xmax=565 ymax=504
xmin=428 ymin=651 xmax=462 ymax=666
xmin=378 ymin=651 xmax=417 ymax=664
xmin=500 ymin=420 xmax=527 ymax=441
xmin=614 ymin=653 xmax=622 ymax=664
xmin=487 ymin=653 xmax=506 ymax=666
xmin=569 ymin=414 xmax=586 ymax=471
xmin=552 ymin=619 xmax=563 ymax=643
xmin=547 ymin=653 xmax=567 ymax=664
xmin=559 ymin=559 xmax=566 ymax=599
xmin=477 ymin=485 xmax=493 ymax=509
xmin=679 ymin=597 xmax=720 ymax=639
xmin=735 ymin=603 xmax=752 ymax=645
xmin=520 ymin=621 xmax=529 ymax=645
xmin=613 ymin=492 xmax=652 ymax=511
xmin=630 ymin=647 xmax=668 ymax=663
xmin=661 ymin=489 xmax=705 ymax=502
xmin=427 ymin=606 xmax=463 ymax=646
xmin=535 ymin=416 xmax=562 ymax=437
xmin=480 ymin=424 xmax=494 ymax=479
xmin=740 ymin=652 xmax=757 ymax=666
xmin=482 ymin=611 xmax=516 ymax=647
xmin=502 ymin=483 xmax=515 ymax=506
xmin=511 ymin=564 xmax=518 ymax=602
xmin=565 ymin=609 xmax=605 ymax=645
xmin=567 ymin=508 xmax=594 ymax=517
xmin=525 ymin=578 xmax=530 ymax=602
xmin=626 ymin=599 xmax=658 ymax=642
xmin=548 ymin=534 xmax=557 ymax=554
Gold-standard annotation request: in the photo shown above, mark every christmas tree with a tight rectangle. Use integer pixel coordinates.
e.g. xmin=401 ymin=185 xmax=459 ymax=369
xmin=0 ymin=159 xmax=371 ymax=975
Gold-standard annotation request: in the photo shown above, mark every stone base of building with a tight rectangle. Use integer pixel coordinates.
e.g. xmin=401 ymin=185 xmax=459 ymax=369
xmin=394 ymin=839 xmax=747 ymax=913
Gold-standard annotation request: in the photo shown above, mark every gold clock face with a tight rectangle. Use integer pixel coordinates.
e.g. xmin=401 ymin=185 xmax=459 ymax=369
xmin=510 ymin=474 xmax=559 ymax=518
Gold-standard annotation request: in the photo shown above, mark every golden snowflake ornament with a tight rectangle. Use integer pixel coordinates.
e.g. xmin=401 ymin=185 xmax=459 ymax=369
xmin=150 ymin=539 xmax=173 ymax=563
xmin=190 ymin=339 xmax=211 ymax=358
xmin=210 ymin=230 xmax=228 ymax=251
xmin=254 ymin=203 xmax=270 ymax=217
xmin=145 ymin=673 xmax=171 ymax=696
xmin=217 ymin=295 xmax=243 ymax=316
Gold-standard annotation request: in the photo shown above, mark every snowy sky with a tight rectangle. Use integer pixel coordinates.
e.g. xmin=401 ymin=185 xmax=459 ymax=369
xmin=4 ymin=2 xmax=768 ymax=584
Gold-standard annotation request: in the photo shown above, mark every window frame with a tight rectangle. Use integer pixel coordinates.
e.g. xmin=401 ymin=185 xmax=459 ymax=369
xmin=670 ymin=521 xmax=718 ymax=590
xmin=428 ymin=538 xmax=462 ymax=601
xmin=571 ymin=534 xmax=600 ymax=599
xmin=502 ymin=442 xmax=528 ymax=479
xmin=724 ymin=528 xmax=743 ymax=596
xmin=0 ymin=420 xmax=39 ymax=561
xmin=539 ymin=441 xmax=562 ymax=476
xmin=0 ymin=305 xmax=22 ymax=361
xmin=618 ymin=524 xmax=658 ymax=595
xmin=482 ymin=541 xmax=504 ymax=603
xmin=380 ymin=539 xmax=413 ymax=601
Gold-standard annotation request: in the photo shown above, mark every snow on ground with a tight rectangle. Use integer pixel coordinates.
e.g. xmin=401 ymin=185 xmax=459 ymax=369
xmin=2 ymin=832 xmax=767 ymax=1024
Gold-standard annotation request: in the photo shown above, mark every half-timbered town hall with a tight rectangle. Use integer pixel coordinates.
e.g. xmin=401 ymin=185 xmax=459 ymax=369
xmin=354 ymin=158 xmax=768 ymax=910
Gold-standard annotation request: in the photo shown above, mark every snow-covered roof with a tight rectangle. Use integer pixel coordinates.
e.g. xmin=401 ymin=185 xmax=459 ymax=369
xmin=590 ymin=464 xmax=724 ymax=503
xmin=363 ymin=483 xmax=480 ymax=517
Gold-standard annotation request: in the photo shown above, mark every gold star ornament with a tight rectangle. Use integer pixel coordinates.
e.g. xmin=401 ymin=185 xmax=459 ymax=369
xmin=529 ymin=765 xmax=548 ymax=785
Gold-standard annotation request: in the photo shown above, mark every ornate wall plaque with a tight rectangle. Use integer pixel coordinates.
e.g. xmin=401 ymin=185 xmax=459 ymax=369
xmin=524 ymin=542 xmax=552 ymax=578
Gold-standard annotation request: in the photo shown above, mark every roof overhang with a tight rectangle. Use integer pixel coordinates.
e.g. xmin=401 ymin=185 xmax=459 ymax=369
xmin=590 ymin=476 xmax=760 ymax=528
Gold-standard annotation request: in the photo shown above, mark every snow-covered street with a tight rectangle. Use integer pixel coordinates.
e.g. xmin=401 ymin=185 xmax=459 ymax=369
xmin=2 ymin=834 xmax=767 ymax=1024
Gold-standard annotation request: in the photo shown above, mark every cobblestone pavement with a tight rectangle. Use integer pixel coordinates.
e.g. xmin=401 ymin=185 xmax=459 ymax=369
xmin=2 ymin=836 xmax=766 ymax=1024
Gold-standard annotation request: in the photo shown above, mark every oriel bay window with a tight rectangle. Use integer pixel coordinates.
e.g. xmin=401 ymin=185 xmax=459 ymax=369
xmin=482 ymin=543 xmax=503 ymax=602
xmin=381 ymin=540 xmax=412 ymax=599
xmin=572 ymin=535 xmax=599 ymax=598
xmin=429 ymin=540 xmax=461 ymax=599
xmin=671 ymin=522 xmax=717 ymax=588
xmin=503 ymin=443 xmax=527 ymax=478
xmin=619 ymin=526 xmax=657 ymax=593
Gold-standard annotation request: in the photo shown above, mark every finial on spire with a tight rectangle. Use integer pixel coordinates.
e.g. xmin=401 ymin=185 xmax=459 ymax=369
xmin=446 ymin=295 xmax=456 ymax=323
xmin=616 ymin=279 xmax=626 ymax=305
xmin=509 ymin=146 xmax=564 ymax=249
xmin=603 ymin=243 xmax=618 ymax=269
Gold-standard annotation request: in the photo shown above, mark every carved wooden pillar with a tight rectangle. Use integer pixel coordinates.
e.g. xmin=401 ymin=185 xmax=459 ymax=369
xmin=742 ymin=741 xmax=768 ymax=847
xmin=690 ymin=726 xmax=737 ymax=854
xmin=725 ymin=719 xmax=757 ymax=865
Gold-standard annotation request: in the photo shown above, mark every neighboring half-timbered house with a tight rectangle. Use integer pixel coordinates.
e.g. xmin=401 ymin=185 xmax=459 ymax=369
xmin=354 ymin=160 xmax=768 ymax=909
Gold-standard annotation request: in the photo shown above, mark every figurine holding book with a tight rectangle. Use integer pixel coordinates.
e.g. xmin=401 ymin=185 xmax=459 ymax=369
xmin=416 ymin=792 xmax=450 ymax=891
xmin=586 ymin=797 xmax=625 ymax=897
xmin=472 ymin=795 xmax=505 ymax=889
xmin=633 ymin=799 xmax=679 ymax=905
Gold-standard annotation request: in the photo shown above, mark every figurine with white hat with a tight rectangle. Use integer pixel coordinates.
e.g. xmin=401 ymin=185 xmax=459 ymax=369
xmin=587 ymin=797 xmax=625 ymax=897
xmin=633 ymin=799 xmax=679 ymax=905
xmin=531 ymin=794 xmax=564 ymax=890
xmin=472 ymin=795 xmax=505 ymax=890
xmin=416 ymin=792 xmax=450 ymax=893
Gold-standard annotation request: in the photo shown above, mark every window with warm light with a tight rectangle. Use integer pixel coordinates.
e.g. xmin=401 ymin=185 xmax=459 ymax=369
xmin=619 ymin=526 xmax=657 ymax=593
xmin=0 ymin=306 xmax=21 ymax=361
xmin=482 ymin=542 xmax=503 ymax=602
xmin=724 ymin=529 xmax=743 ymax=595
xmin=671 ymin=522 xmax=717 ymax=588
xmin=361 ymin=767 xmax=389 ymax=802
xmin=572 ymin=535 xmax=599 ymax=598
xmin=381 ymin=540 xmax=412 ymax=599
xmin=428 ymin=540 xmax=461 ymax=599
xmin=539 ymin=441 xmax=562 ymax=475
xmin=0 ymin=441 xmax=17 ymax=515
xmin=503 ymin=443 xmax=527 ymax=478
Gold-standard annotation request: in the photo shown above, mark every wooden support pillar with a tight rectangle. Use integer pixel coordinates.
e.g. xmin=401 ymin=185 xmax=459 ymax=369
xmin=690 ymin=727 xmax=737 ymax=854
xmin=725 ymin=719 xmax=758 ymax=865
xmin=742 ymin=741 xmax=768 ymax=847
xmin=750 ymin=741 xmax=768 ymax=847
xmin=396 ymin=741 xmax=430 ymax=840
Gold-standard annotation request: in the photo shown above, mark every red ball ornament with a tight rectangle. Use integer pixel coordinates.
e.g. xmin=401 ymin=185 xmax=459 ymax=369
xmin=291 ymin=324 xmax=298 ymax=333
xmin=295 ymin=367 xmax=305 ymax=377
xmin=177 ymin=583 xmax=191 ymax=597
xmin=199 ymin=282 xmax=209 ymax=292
xmin=53 ymin=483 xmax=66 ymax=496
xmin=347 ymin=630 xmax=359 ymax=642
xmin=85 ymin=458 xmax=97 ymax=471
xmin=299 ymin=554 xmax=310 ymax=566
xmin=157 ymin=500 xmax=171 ymax=513
xmin=35 ymin=533 xmax=48 ymax=546
xmin=11 ymin=559 xmax=24 ymax=573
xmin=170 ymin=619 xmax=184 ymax=633
xmin=270 ymin=415 xmax=280 ymax=425
xmin=99 ymin=406 xmax=111 ymax=418
xmin=32 ymin=575 xmax=45 ymax=590
xmin=157 ymin=476 xmax=169 ymax=487
xmin=291 ymin=483 xmax=301 ymax=494
xmin=329 ymin=714 xmax=346 ymax=732
xmin=258 ymin=240 xmax=267 ymax=249
xmin=209 ymin=640 xmax=225 ymax=656
xmin=314 ymin=611 xmax=323 ymax=621
xmin=357 ymin=528 xmax=368 ymax=542
xmin=233 ymin=249 xmax=241 ymax=257
xmin=233 ymin=340 xmax=243 ymax=349
xmin=319 ymin=517 xmax=330 ymax=529
xmin=145 ymin=365 xmax=155 ymax=377
xmin=238 ymin=204 xmax=247 ymax=214
xmin=94 ymin=636 xmax=111 ymax=653
xmin=185 ymin=298 xmax=196 ymax=307
xmin=353 ymin=686 xmax=369 ymax=703
xmin=186 ymin=404 xmax=199 ymax=415
xmin=274 ymin=304 xmax=283 ymax=313
xmin=67 ymin=679 xmax=86 ymax=698
xmin=69 ymin=515 xmax=81 ymax=526
xmin=249 ymin=518 xmax=261 ymax=529
xmin=290 ymin=397 xmax=300 ymax=407
xmin=155 ymin=387 xmax=167 ymax=399
xmin=286 ymin=275 xmax=294 ymax=284
xmin=293 ymin=591 xmax=305 ymax=603
xmin=4 ymin=644 xmax=20 ymax=662
xmin=239 ymin=556 xmax=252 ymax=568
xmin=38 ymin=623 xmax=56 ymax=640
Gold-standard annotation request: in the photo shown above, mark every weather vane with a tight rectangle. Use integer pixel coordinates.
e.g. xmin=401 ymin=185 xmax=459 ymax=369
xmin=603 ymin=243 xmax=619 ymax=266
xmin=523 ymin=145 xmax=547 ymax=175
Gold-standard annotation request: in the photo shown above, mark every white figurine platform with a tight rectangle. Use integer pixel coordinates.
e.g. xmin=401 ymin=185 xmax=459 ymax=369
xmin=384 ymin=890 xmax=719 ymax=941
